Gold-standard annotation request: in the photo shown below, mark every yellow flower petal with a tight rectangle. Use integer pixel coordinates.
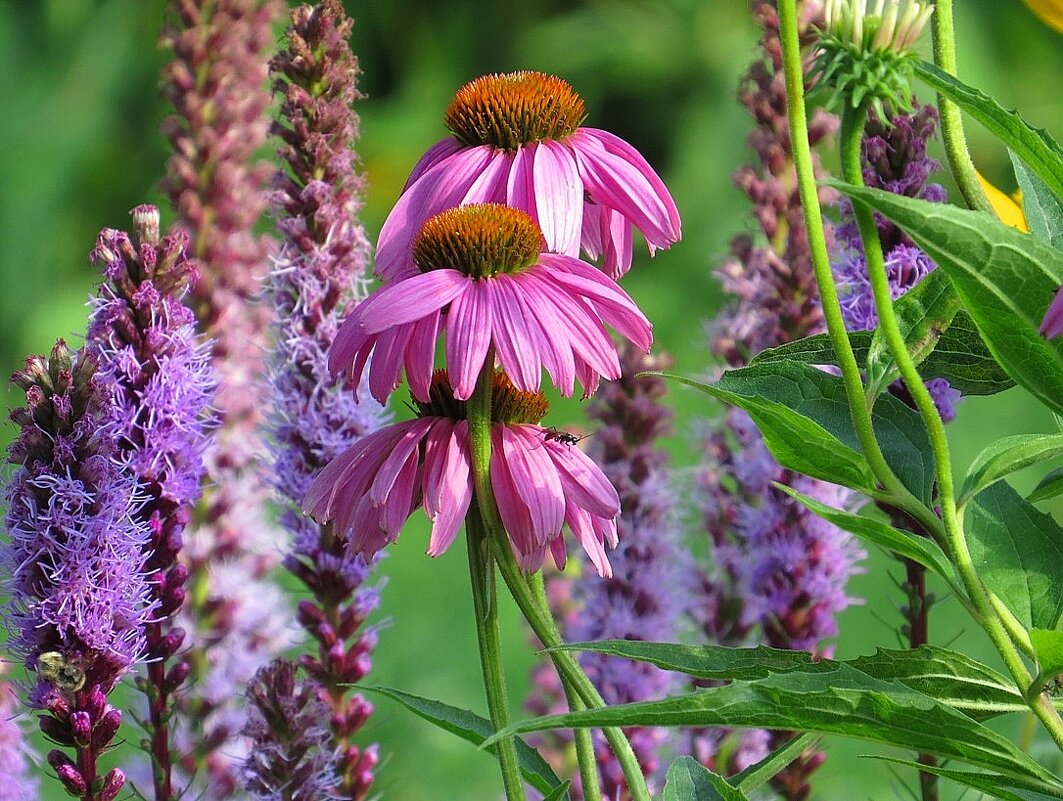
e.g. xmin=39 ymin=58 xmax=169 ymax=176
xmin=976 ymin=171 xmax=1029 ymax=232
xmin=1023 ymin=0 xmax=1063 ymax=34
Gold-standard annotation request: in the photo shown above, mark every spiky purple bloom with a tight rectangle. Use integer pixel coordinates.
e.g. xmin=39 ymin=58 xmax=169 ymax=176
xmin=161 ymin=1 xmax=292 ymax=793
xmin=267 ymin=3 xmax=386 ymax=797
xmin=694 ymin=3 xmax=864 ymax=794
xmin=85 ymin=205 xmax=215 ymax=801
xmin=564 ymin=347 xmax=688 ymax=800
xmin=240 ymin=660 xmax=345 ymax=801
xmin=2 ymin=341 xmax=152 ymax=801
xmin=832 ymin=103 xmax=961 ymax=422
xmin=0 ymin=667 xmax=39 ymax=801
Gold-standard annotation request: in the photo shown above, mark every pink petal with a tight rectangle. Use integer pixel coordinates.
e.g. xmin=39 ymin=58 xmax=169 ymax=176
xmin=357 ymin=270 xmax=467 ymax=334
xmin=507 ymin=145 xmax=540 ymax=229
xmin=404 ymin=137 xmax=464 ymax=191
xmin=367 ymin=327 xmax=409 ymax=404
xmin=380 ymin=452 xmax=420 ymax=537
xmin=533 ymin=140 xmax=582 ymax=256
xmin=376 ymin=146 xmax=496 ymax=281
xmin=405 ymin=311 xmax=443 ymax=402
xmin=490 ymin=426 xmax=539 ymax=557
xmin=599 ymin=206 xmax=634 ymax=279
xmin=425 ymin=420 xmax=473 ymax=557
xmin=548 ymin=535 xmax=568 ymax=572
xmin=531 ymin=274 xmax=620 ymax=386
xmin=499 ymin=426 xmax=565 ymax=547
xmin=568 ymin=129 xmax=679 ymax=249
xmin=565 ymin=504 xmax=613 ymax=578
xmin=461 ymin=148 xmax=513 ymax=204
xmin=369 ymin=418 xmax=435 ymax=507
xmin=446 ymin=280 xmax=494 ymax=400
xmin=546 ymin=438 xmax=620 ymax=519
xmin=511 ymin=277 xmax=576 ymax=395
xmin=330 ymin=313 xmax=373 ymax=382
xmin=490 ymin=277 xmax=544 ymax=392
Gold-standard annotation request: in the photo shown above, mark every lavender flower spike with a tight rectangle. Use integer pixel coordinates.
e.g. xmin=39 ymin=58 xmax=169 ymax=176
xmin=0 ymin=665 xmax=39 ymax=801
xmin=2 ymin=340 xmax=153 ymax=801
xmin=86 ymin=204 xmax=215 ymax=801
xmin=265 ymin=2 xmax=387 ymax=797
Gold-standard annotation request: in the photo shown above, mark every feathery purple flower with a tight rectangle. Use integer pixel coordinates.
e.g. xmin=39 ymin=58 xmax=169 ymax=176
xmin=2 ymin=340 xmax=152 ymax=801
xmin=0 ymin=666 xmax=39 ymax=801
xmin=376 ymin=71 xmax=680 ymax=281
xmin=832 ymin=102 xmax=961 ymax=422
xmin=86 ymin=205 xmax=215 ymax=801
xmin=160 ymin=0 xmax=292 ymax=793
xmin=267 ymin=3 xmax=386 ymax=797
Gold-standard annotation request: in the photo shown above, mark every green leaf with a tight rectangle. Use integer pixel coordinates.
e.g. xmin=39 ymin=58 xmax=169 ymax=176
xmin=966 ymin=481 xmax=1063 ymax=630
xmin=830 ymin=183 xmax=1063 ymax=417
xmin=776 ymin=484 xmax=955 ymax=583
xmin=920 ymin=311 xmax=1016 ymax=396
xmin=1012 ymin=150 xmax=1063 ymax=250
xmin=365 ymin=686 xmax=567 ymax=797
xmin=1030 ymin=628 xmax=1063 ymax=698
xmin=665 ymin=370 xmax=876 ymax=493
xmin=730 ymin=733 xmax=819 ymax=793
xmin=555 ymin=641 xmax=1027 ymax=721
xmin=871 ymin=756 xmax=1063 ymax=801
xmin=915 ymin=61 xmax=1063 ymax=201
xmin=703 ymin=360 xmax=934 ymax=504
xmin=960 ymin=433 xmax=1063 ymax=503
xmin=749 ymin=330 xmax=873 ymax=369
xmin=663 ymin=758 xmax=748 ymax=801
xmin=1030 ymin=466 xmax=1063 ymax=503
xmin=492 ymin=665 xmax=1057 ymax=785
xmin=542 ymin=783 xmax=572 ymax=801
xmin=866 ymin=269 xmax=962 ymax=393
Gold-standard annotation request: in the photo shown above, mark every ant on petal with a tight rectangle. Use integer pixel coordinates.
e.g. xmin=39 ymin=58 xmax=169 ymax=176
xmin=535 ymin=426 xmax=592 ymax=449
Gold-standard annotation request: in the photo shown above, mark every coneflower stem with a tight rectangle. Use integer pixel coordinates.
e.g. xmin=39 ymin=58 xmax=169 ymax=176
xmin=467 ymin=358 xmax=526 ymax=801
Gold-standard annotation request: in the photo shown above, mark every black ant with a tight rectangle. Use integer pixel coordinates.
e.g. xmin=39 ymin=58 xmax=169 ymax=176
xmin=536 ymin=426 xmax=592 ymax=448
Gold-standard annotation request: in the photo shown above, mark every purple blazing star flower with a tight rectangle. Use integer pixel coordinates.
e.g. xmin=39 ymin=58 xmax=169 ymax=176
xmin=375 ymin=71 xmax=680 ymax=281
xmin=0 ymin=667 xmax=38 ymax=801
xmin=305 ymin=371 xmax=620 ymax=576
xmin=333 ymin=204 xmax=652 ymax=403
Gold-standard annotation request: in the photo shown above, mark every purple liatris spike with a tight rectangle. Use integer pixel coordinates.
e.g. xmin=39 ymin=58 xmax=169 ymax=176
xmin=2 ymin=340 xmax=153 ymax=801
xmin=266 ymin=2 xmax=386 ymax=797
xmin=85 ymin=204 xmax=215 ymax=801
xmin=563 ymin=346 xmax=688 ymax=799
xmin=832 ymin=102 xmax=962 ymax=421
xmin=240 ymin=660 xmax=345 ymax=801
xmin=161 ymin=0 xmax=293 ymax=793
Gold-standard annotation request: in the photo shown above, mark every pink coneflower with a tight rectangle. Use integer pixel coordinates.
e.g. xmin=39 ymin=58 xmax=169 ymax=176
xmin=332 ymin=204 xmax=652 ymax=403
xmin=375 ymin=71 xmax=681 ymax=281
xmin=304 ymin=371 xmax=620 ymax=577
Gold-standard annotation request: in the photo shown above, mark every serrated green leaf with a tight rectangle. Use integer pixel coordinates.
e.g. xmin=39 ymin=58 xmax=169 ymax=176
xmin=966 ymin=481 xmax=1063 ymax=630
xmin=749 ymin=330 xmax=873 ymax=368
xmin=871 ymin=756 xmax=1063 ymax=800
xmin=665 ymin=370 xmax=877 ymax=493
xmin=1030 ymin=466 xmax=1063 ymax=503
xmin=776 ymin=484 xmax=955 ymax=582
xmin=830 ymin=183 xmax=1063 ymax=417
xmin=492 ymin=665 xmax=1057 ymax=784
xmin=701 ymin=360 xmax=934 ymax=504
xmin=1031 ymin=629 xmax=1063 ymax=698
xmin=867 ymin=270 xmax=962 ymax=393
xmin=960 ymin=433 xmax=1063 ymax=503
xmin=730 ymin=733 xmax=819 ymax=793
xmin=365 ymin=686 xmax=566 ymax=796
xmin=1012 ymin=151 xmax=1063 ymax=250
xmin=915 ymin=61 xmax=1063 ymax=201
xmin=542 ymin=782 xmax=572 ymax=801
xmin=554 ymin=641 xmax=1026 ymax=720
xmin=663 ymin=757 xmax=748 ymax=801
xmin=920 ymin=311 xmax=1015 ymax=395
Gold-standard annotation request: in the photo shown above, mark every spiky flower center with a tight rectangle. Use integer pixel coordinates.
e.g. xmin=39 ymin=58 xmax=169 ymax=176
xmin=416 ymin=370 xmax=548 ymax=425
xmin=822 ymin=0 xmax=933 ymax=54
xmin=413 ymin=204 xmax=542 ymax=278
xmin=444 ymin=71 xmax=587 ymax=151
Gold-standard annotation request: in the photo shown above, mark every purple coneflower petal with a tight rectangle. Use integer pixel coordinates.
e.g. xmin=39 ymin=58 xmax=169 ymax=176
xmin=356 ymin=270 xmax=465 ymax=333
xmin=462 ymin=148 xmax=513 ymax=205
xmin=446 ymin=281 xmax=494 ymax=399
xmin=424 ymin=421 xmax=473 ymax=556
xmin=404 ymin=137 xmax=465 ymax=191
xmin=1041 ymin=286 xmax=1063 ymax=339
xmin=533 ymin=141 xmax=583 ymax=256
xmin=501 ymin=426 xmax=566 ymax=545
xmin=490 ymin=278 xmax=545 ymax=394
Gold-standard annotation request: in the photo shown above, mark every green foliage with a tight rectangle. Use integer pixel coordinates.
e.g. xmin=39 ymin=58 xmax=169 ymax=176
xmin=663 ymin=758 xmax=748 ymax=801
xmin=1012 ymin=151 xmax=1063 ymax=249
xmin=364 ymin=686 xmax=567 ymax=796
xmin=960 ymin=433 xmax=1063 ymax=504
xmin=1030 ymin=466 xmax=1063 ymax=503
xmin=1030 ymin=629 xmax=1063 ymax=698
xmin=920 ymin=312 xmax=1017 ymax=396
xmin=831 ymin=183 xmax=1063 ymax=416
xmin=966 ymin=481 xmax=1063 ymax=630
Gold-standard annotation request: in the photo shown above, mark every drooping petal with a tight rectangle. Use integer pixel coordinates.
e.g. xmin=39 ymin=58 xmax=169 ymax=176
xmin=545 ymin=436 xmax=621 ymax=519
xmin=368 ymin=418 xmax=435 ymax=507
xmin=446 ymin=280 xmax=493 ymax=399
xmin=507 ymin=145 xmax=539 ymax=229
xmin=499 ymin=425 xmax=565 ymax=547
xmin=424 ymin=420 xmax=473 ymax=556
xmin=367 ymin=327 xmax=409 ymax=404
xmin=532 ymin=140 xmax=583 ymax=256
xmin=376 ymin=146 xmax=497 ymax=280
xmin=489 ymin=277 xmax=544 ymax=392
xmin=531 ymin=273 xmax=621 ymax=387
xmin=490 ymin=426 xmax=539 ymax=557
xmin=356 ymin=270 xmax=467 ymax=333
xmin=565 ymin=503 xmax=613 ymax=578
xmin=405 ymin=311 xmax=443 ymax=401
xmin=461 ymin=148 xmax=514 ymax=205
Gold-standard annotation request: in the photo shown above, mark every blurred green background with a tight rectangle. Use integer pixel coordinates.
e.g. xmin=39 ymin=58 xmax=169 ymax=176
xmin=1 ymin=1 xmax=1062 ymax=799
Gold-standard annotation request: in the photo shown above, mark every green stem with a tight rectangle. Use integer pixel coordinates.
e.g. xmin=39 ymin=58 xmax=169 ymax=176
xmin=466 ymin=362 xmax=648 ymax=799
xmin=838 ymin=102 xmax=1063 ymax=754
xmin=466 ymin=365 xmax=526 ymax=801
xmin=776 ymin=0 xmax=942 ymax=542
xmin=529 ymin=573 xmax=602 ymax=800
xmin=930 ymin=0 xmax=992 ymax=214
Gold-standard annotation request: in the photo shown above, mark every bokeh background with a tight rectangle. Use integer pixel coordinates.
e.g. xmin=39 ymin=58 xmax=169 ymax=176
xmin=1 ymin=1 xmax=1062 ymax=799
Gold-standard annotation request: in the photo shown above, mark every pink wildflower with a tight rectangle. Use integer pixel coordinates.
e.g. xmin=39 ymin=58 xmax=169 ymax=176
xmin=332 ymin=204 xmax=652 ymax=402
xmin=375 ymin=71 xmax=680 ymax=281
xmin=304 ymin=371 xmax=620 ymax=576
